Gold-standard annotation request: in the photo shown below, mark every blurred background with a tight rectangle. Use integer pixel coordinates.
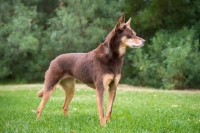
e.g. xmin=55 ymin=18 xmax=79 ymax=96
xmin=0 ymin=0 xmax=200 ymax=89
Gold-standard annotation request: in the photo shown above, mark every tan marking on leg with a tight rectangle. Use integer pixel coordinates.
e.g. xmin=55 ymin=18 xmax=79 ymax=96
xmin=60 ymin=78 xmax=75 ymax=116
xmin=37 ymin=86 xmax=56 ymax=119
xmin=96 ymin=89 xmax=106 ymax=126
xmin=105 ymin=83 xmax=116 ymax=122
xmin=103 ymin=74 xmax=114 ymax=89
xmin=114 ymin=74 xmax=121 ymax=86
xmin=106 ymin=74 xmax=121 ymax=122
xmin=95 ymin=74 xmax=116 ymax=125
xmin=95 ymin=74 xmax=113 ymax=126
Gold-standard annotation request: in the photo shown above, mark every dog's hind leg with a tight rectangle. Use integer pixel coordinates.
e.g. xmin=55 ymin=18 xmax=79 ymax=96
xmin=36 ymin=85 xmax=56 ymax=119
xmin=36 ymin=69 xmax=62 ymax=119
xmin=37 ymin=88 xmax=44 ymax=97
xmin=59 ymin=78 xmax=75 ymax=116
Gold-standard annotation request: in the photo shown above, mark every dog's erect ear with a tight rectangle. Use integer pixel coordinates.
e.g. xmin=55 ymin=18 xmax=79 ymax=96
xmin=126 ymin=18 xmax=131 ymax=27
xmin=115 ymin=13 xmax=125 ymax=32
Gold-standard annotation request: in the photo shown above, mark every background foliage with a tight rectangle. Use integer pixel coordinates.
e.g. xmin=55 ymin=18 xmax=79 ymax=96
xmin=0 ymin=0 xmax=200 ymax=89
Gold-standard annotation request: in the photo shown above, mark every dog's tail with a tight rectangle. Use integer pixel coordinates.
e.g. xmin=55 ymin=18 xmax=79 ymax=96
xmin=37 ymin=89 xmax=44 ymax=97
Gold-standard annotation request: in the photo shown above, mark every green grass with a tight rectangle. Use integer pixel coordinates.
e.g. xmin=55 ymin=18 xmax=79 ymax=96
xmin=0 ymin=84 xmax=200 ymax=133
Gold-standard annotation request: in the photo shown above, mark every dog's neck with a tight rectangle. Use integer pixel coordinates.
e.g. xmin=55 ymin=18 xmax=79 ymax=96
xmin=103 ymin=30 xmax=126 ymax=58
xmin=94 ymin=30 xmax=125 ymax=64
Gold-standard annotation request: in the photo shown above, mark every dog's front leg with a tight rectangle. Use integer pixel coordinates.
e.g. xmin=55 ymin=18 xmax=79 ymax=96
xmin=95 ymin=84 xmax=106 ymax=126
xmin=106 ymin=74 xmax=120 ymax=122
xmin=105 ymin=82 xmax=117 ymax=122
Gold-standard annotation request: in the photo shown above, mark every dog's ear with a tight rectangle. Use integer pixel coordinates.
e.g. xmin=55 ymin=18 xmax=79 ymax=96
xmin=126 ymin=18 xmax=131 ymax=27
xmin=115 ymin=13 xmax=125 ymax=32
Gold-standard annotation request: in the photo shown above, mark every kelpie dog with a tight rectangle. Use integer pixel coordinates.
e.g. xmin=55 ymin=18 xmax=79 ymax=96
xmin=36 ymin=13 xmax=145 ymax=125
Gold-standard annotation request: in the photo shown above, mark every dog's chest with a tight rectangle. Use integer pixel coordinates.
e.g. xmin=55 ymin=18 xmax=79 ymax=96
xmin=104 ymin=58 xmax=123 ymax=75
xmin=103 ymin=73 xmax=121 ymax=88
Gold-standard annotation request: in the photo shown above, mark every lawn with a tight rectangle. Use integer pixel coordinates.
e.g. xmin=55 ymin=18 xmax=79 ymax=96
xmin=0 ymin=84 xmax=200 ymax=133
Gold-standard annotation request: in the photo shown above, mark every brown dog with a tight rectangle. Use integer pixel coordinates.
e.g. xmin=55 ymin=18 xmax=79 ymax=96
xmin=36 ymin=13 xmax=145 ymax=125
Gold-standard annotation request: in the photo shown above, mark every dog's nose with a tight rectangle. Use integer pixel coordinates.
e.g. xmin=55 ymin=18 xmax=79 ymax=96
xmin=142 ymin=39 xmax=145 ymax=43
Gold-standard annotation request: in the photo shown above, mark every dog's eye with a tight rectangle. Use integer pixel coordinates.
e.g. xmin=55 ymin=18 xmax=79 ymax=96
xmin=127 ymin=35 xmax=132 ymax=38
xmin=129 ymin=33 xmax=134 ymax=37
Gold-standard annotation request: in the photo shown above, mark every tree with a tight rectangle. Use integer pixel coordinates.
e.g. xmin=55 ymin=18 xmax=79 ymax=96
xmin=123 ymin=0 xmax=200 ymax=89
xmin=125 ymin=0 xmax=200 ymax=40
xmin=0 ymin=1 xmax=42 ymax=82
xmin=0 ymin=0 xmax=124 ymax=83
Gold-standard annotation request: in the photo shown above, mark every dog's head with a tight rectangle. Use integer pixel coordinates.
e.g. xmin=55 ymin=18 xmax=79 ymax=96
xmin=112 ymin=14 xmax=145 ymax=52
xmin=114 ymin=14 xmax=145 ymax=48
xmin=103 ymin=14 xmax=145 ymax=57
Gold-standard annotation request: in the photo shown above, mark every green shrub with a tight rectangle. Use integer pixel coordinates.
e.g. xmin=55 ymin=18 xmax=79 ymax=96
xmin=0 ymin=0 xmax=123 ymax=83
xmin=0 ymin=2 xmax=41 ymax=82
xmin=126 ymin=27 xmax=200 ymax=89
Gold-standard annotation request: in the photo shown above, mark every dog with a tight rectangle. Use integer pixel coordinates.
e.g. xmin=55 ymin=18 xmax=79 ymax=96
xmin=36 ymin=13 xmax=145 ymax=125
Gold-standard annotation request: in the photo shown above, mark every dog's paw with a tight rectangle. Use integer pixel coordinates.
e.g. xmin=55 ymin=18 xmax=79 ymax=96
xmin=100 ymin=117 xmax=107 ymax=126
